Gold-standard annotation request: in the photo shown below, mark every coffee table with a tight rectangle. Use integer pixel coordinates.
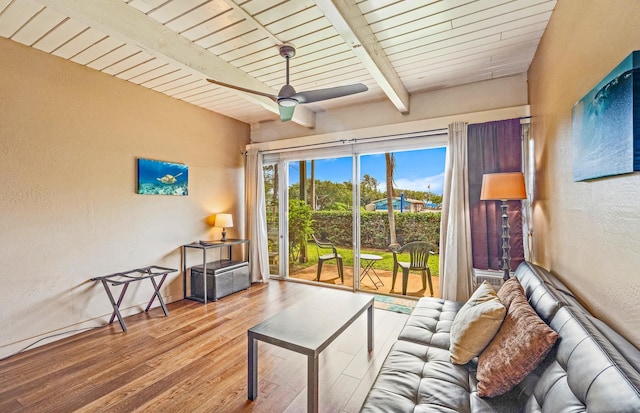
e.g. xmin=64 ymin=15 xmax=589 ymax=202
xmin=247 ymin=288 xmax=374 ymax=413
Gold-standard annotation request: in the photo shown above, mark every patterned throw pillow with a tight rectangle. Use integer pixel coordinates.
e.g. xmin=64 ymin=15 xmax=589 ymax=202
xmin=497 ymin=277 xmax=525 ymax=310
xmin=477 ymin=291 xmax=559 ymax=398
xmin=449 ymin=281 xmax=507 ymax=365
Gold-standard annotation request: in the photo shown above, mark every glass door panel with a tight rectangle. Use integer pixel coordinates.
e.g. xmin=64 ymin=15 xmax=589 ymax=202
xmin=287 ymin=157 xmax=354 ymax=288
xmin=263 ymin=163 xmax=280 ymax=276
xmin=358 ymin=149 xmax=446 ymax=298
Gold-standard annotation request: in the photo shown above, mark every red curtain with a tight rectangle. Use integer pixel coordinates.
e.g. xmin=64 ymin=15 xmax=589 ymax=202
xmin=468 ymin=119 xmax=524 ymax=271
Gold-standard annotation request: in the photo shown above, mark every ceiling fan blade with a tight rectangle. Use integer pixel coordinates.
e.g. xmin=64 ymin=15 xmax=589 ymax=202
xmin=208 ymin=46 xmax=367 ymax=122
xmin=279 ymin=104 xmax=296 ymax=122
xmin=206 ymin=79 xmax=277 ymax=101
xmin=292 ymin=83 xmax=368 ymax=104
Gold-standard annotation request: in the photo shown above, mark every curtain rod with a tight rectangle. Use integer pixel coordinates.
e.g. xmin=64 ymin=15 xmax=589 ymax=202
xmin=258 ymin=116 xmax=530 ymax=155
xmin=260 ymin=128 xmax=447 ymax=155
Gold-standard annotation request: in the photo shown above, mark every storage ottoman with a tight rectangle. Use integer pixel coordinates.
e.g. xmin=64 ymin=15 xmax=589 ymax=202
xmin=190 ymin=260 xmax=250 ymax=301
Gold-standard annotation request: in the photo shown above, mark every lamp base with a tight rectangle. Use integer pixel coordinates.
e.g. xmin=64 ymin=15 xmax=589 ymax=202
xmin=500 ymin=200 xmax=511 ymax=281
xmin=221 ymin=228 xmax=227 ymax=242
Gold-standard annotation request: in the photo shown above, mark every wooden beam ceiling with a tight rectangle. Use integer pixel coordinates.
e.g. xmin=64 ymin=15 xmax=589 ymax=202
xmin=37 ymin=0 xmax=316 ymax=128
xmin=314 ymin=0 xmax=410 ymax=114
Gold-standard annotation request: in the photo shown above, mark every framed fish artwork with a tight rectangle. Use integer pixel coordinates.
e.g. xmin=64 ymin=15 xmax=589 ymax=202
xmin=137 ymin=158 xmax=188 ymax=196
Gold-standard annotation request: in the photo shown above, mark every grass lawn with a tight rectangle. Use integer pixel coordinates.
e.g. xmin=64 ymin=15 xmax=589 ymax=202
xmin=293 ymin=245 xmax=439 ymax=277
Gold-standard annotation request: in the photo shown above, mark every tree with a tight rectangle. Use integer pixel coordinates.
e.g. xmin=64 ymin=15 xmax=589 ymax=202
xmin=362 ymin=174 xmax=378 ymax=191
xmin=288 ymin=198 xmax=313 ymax=263
xmin=361 ymin=174 xmax=381 ymax=206
xmin=291 ymin=179 xmax=352 ymax=211
xmin=310 ymin=160 xmax=316 ymax=210
xmin=263 ymin=164 xmax=279 ymax=227
xmin=385 ymin=153 xmax=400 ymax=250
xmin=298 ymin=160 xmax=308 ymax=262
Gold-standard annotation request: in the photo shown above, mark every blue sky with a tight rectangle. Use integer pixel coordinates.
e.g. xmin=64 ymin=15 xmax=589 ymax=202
xmin=288 ymin=147 xmax=447 ymax=195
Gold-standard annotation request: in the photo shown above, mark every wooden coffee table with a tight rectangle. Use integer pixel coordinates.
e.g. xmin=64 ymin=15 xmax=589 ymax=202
xmin=247 ymin=288 xmax=374 ymax=413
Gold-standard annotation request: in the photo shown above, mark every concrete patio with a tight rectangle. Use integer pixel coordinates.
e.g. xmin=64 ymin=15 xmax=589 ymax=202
xmin=290 ymin=264 xmax=441 ymax=299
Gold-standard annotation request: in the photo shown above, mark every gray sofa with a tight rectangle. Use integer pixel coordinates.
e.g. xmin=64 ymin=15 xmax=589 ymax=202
xmin=361 ymin=262 xmax=640 ymax=412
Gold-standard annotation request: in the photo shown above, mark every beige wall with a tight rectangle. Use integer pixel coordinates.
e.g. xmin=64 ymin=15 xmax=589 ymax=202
xmin=528 ymin=0 xmax=640 ymax=347
xmin=0 ymin=38 xmax=249 ymax=358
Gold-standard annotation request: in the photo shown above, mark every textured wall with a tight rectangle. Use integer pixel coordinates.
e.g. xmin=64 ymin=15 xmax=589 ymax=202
xmin=0 ymin=38 xmax=249 ymax=358
xmin=528 ymin=0 xmax=640 ymax=347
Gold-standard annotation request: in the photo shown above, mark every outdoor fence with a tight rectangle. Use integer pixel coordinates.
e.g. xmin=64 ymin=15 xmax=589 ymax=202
xmin=312 ymin=211 xmax=441 ymax=251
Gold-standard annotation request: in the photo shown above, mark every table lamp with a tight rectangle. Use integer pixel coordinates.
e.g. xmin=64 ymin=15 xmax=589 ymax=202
xmin=480 ymin=172 xmax=526 ymax=280
xmin=214 ymin=213 xmax=234 ymax=242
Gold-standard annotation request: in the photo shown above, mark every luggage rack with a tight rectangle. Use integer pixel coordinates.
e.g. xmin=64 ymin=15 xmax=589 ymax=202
xmin=91 ymin=266 xmax=176 ymax=332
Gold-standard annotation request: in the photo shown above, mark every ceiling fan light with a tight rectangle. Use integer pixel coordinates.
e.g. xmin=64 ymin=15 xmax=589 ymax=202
xmin=278 ymin=98 xmax=297 ymax=107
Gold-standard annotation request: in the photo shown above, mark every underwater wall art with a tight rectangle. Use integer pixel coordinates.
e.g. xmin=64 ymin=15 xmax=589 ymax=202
xmin=572 ymin=50 xmax=640 ymax=181
xmin=137 ymin=158 xmax=189 ymax=196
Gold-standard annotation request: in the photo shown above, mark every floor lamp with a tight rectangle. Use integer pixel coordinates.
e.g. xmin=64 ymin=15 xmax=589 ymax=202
xmin=480 ymin=172 xmax=526 ymax=281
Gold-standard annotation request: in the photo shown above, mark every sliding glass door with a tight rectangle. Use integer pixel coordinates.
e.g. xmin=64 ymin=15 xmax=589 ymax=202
xmin=262 ymin=134 xmax=447 ymax=297
xmin=263 ymin=163 xmax=281 ymax=276
xmin=357 ymin=149 xmax=445 ymax=297
xmin=287 ymin=157 xmax=354 ymax=289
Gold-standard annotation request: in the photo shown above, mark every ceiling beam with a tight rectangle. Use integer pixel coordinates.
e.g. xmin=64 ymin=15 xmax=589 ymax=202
xmin=220 ymin=0 xmax=283 ymax=45
xmin=314 ymin=0 xmax=409 ymax=114
xmin=36 ymin=0 xmax=316 ymax=128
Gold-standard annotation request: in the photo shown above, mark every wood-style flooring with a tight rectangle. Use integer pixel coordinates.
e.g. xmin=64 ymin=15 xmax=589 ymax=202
xmin=0 ymin=280 xmax=408 ymax=413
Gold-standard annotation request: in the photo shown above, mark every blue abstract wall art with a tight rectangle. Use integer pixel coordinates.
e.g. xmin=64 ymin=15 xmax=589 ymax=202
xmin=572 ymin=51 xmax=640 ymax=181
xmin=137 ymin=158 xmax=189 ymax=196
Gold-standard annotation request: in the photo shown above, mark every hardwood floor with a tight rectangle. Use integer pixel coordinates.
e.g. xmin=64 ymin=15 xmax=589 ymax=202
xmin=0 ymin=280 xmax=408 ymax=413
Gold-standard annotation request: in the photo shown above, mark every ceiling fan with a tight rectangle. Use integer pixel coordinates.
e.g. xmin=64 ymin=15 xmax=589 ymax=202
xmin=206 ymin=44 xmax=368 ymax=122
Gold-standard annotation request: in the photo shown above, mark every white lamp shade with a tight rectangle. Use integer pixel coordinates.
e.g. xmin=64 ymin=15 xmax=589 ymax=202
xmin=214 ymin=213 xmax=234 ymax=228
xmin=480 ymin=172 xmax=526 ymax=201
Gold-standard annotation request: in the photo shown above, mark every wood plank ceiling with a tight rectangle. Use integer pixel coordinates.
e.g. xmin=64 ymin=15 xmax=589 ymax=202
xmin=0 ymin=0 xmax=556 ymax=128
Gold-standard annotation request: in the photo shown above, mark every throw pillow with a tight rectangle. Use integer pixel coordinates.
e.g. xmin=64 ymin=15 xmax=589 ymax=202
xmin=449 ymin=281 xmax=507 ymax=365
xmin=497 ymin=277 xmax=525 ymax=310
xmin=476 ymin=292 xmax=559 ymax=398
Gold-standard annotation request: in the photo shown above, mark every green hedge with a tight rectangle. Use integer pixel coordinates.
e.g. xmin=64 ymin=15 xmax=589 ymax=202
xmin=311 ymin=211 xmax=441 ymax=251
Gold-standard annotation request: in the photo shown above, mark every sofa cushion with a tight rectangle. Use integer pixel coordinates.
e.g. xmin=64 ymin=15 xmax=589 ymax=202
xmin=397 ymin=297 xmax=461 ymax=349
xmin=477 ymin=291 xmax=559 ymax=398
xmin=523 ymin=307 xmax=640 ymax=412
xmin=497 ymin=277 xmax=524 ymax=310
xmin=361 ymin=340 xmax=476 ymax=413
xmin=449 ymin=281 xmax=506 ymax=364
xmin=515 ymin=262 xmax=563 ymax=323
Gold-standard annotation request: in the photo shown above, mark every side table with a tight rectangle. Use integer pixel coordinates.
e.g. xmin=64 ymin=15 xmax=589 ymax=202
xmin=182 ymin=239 xmax=251 ymax=303
xmin=360 ymin=253 xmax=383 ymax=290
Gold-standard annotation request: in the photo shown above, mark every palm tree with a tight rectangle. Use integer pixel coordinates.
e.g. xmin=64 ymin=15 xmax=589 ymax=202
xmin=362 ymin=174 xmax=378 ymax=191
xmin=361 ymin=174 xmax=380 ymax=205
xmin=298 ymin=160 xmax=307 ymax=262
xmin=385 ymin=153 xmax=400 ymax=250
xmin=310 ymin=160 xmax=316 ymax=210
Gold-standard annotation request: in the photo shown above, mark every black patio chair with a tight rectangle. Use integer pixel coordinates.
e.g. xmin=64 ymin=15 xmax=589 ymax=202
xmin=310 ymin=234 xmax=344 ymax=283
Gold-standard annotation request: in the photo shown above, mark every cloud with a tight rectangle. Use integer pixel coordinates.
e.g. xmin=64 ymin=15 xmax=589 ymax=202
xmin=382 ymin=172 xmax=445 ymax=195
